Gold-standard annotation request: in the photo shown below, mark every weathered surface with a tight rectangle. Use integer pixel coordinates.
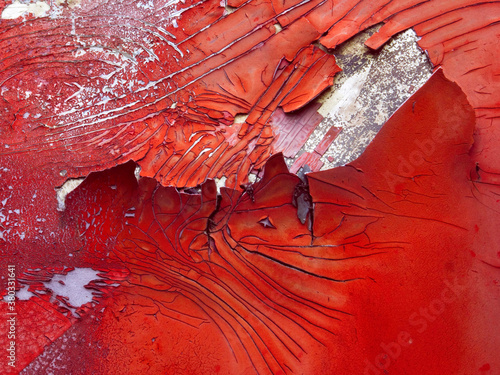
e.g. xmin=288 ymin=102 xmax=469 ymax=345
xmin=4 ymin=72 xmax=498 ymax=374
xmin=1 ymin=0 xmax=500 ymax=374
xmin=312 ymin=28 xmax=432 ymax=169
xmin=0 ymin=0 xmax=340 ymax=189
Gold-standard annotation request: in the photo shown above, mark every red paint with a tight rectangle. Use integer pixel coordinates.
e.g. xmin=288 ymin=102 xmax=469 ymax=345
xmin=480 ymin=363 xmax=491 ymax=371
xmin=290 ymin=151 xmax=323 ymax=173
xmin=314 ymin=126 xmax=342 ymax=156
xmin=1 ymin=0 xmax=499 ymax=374
xmin=0 ymin=0 xmax=340 ymax=191
xmin=2 ymin=71 xmax=496 ymax=374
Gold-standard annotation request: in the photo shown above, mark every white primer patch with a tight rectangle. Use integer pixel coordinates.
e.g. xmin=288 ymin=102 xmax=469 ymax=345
xmin=234 ymin=113 xmax=248 ymax=123
xmin=134 ymin=165 xmax=141 ymax=181
xmin=56 ymin=178 xmax=85 ymax=211
xmin=317 ymin=68 xmax=372 ymax=119
xmin=14 ymin=285 xmax=34 ymax=300
xmin=43 ymin=268 xmax=101 ymax=308
xmin=1 ymin=1 xmax=50 ymax=19
xmin=215 ymin=176 xmax=226 ymax=194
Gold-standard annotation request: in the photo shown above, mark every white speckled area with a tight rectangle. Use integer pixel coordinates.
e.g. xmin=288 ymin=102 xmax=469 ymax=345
xmin=286 ymin=27 xmax=432 ymax=170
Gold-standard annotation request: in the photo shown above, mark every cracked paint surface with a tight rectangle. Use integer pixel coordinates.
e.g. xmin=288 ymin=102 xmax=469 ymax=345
xmin=1 ymin=0 xmax=500 ymax=374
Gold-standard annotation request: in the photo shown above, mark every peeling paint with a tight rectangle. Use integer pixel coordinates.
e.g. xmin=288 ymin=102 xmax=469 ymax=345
xmin=303 ymin=28 xmax=432 ymax=169
xmin=42 ymin=268 xmax=101 ymax=310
